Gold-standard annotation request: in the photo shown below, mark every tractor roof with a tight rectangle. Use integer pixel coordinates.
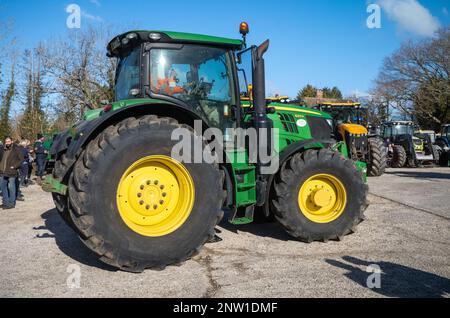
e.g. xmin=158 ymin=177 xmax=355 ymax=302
xmin=107 ymin=30 xmax=243 ymax=57
xmin=318 ymin=102 xmax=362 ymax=107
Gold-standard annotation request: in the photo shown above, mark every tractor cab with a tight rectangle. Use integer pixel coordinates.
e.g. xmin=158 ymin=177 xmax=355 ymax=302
xmin=315 ymin=102 xmax=368 ymax=128
xmin=110 ymin=31 xmax=244 ymax=132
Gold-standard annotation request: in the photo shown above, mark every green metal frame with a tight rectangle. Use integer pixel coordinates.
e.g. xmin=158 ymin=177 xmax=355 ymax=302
xmin=42 ymin=176 xmax=68 ymax=195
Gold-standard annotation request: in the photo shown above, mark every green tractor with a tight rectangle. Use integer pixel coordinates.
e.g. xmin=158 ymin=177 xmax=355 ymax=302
xmin=43 ymin=24 xmax=368 ymax=272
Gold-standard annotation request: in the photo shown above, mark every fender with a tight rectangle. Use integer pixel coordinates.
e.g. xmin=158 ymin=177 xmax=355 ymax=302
xmin=51 ymin=101 xmax=205 ymax=182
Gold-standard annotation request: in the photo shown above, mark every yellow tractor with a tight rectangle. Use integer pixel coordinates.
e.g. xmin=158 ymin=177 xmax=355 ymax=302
xmin=316 ymin=102 xmax=387 ymax=176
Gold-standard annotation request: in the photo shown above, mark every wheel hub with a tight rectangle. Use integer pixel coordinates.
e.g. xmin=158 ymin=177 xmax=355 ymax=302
xmin=117 ymin=155 xmax=194 ymax=237
xmin=298 ymin=174 xmax=347 ymax=223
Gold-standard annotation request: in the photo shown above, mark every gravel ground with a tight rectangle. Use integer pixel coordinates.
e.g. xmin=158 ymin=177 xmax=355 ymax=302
xmin=0 ymin=167 xmax=449 ymax=298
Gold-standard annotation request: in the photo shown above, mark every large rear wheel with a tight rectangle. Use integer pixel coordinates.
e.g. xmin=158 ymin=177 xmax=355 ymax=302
xmin=66 ymin=115 xmax=224 ymax=272
xmin=272 ymin=149 xmax=368 ymax=242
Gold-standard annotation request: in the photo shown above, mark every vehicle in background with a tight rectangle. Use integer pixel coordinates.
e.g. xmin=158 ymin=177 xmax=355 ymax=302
xmin=381 ymin=121 xmax=439 ymax=167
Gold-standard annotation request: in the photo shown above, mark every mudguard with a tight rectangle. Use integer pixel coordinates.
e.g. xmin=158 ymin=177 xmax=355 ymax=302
xmin=50 ymin=102 xmax=204 ymax=182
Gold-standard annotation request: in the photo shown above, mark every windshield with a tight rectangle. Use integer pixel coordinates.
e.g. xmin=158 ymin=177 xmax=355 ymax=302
xmin=324 ymin=107 xmax=366 ymax=126
xmin=384 ymin=124 xmax=414 ymax=137
xmin=443 ymin=126 xmax=450 ymax=138
xmin=150 ymin=45 xmax=235 ymax=128
xmin=115 ymin=48 xmax=141 ymax=101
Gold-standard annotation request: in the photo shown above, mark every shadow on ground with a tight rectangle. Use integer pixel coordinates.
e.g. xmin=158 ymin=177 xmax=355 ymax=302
xmin=218 ymin=210 xmax=294 ymax=242
xmin=326 ymin=256 xmax=450 ymax=298
xmin=33 ymin=209 xmax=116 ymax=271
xmin=386 ymin=170 xmax=450 ymax=180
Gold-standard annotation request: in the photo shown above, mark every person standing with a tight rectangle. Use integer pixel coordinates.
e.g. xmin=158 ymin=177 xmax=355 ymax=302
xmin=34 ymin=134 xmax=47 ymax=182
xmin=0 ymin=137 xmax=24 ymax=209
xmin=18 ymin=140 xmax=30 ymax=187
xmin=26 ymin=140 xmax=34 ymax=185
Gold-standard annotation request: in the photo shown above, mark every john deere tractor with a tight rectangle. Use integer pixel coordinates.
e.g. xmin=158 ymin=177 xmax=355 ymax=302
xmin=315 ymin=102 xmax=387 ymax=177
xmin=43 ymin=23 xmax=368 ymax=272
xmin=382 ymin=121 xmax=439 ymax=167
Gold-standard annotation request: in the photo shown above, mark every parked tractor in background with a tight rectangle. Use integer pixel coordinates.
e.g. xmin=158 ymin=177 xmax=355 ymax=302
xmin=42 ymin=23 xmax=368 ymax=272
xmin=315 ymin=102 xmax=387 ymax=177
xmin=436 ymin=124 xmax=450 ymax=167
xmin=382 ymin=121 xmax=439 ymax=168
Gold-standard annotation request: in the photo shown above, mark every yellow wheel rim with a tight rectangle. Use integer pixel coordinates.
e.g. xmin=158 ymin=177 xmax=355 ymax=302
xmin=298 ymin=174 xmax=347 ymax=224
xmin=116 ymin=155 xmax=195 ymax=237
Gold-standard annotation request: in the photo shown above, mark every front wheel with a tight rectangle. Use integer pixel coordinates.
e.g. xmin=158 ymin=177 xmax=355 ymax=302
xmin=272 ymin=149 xmax=368 ymax=242
xmin=368 ymin=137 xmax=387 ymax=177
xmin=390 ymin=145 xmax=407 ymax=168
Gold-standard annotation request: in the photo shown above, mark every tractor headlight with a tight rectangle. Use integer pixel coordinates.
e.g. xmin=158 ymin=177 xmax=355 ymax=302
xmin=149 ymin=33 xmax=162 ymax=41
xmin=126 ymin=33 xmax=138 ymax=40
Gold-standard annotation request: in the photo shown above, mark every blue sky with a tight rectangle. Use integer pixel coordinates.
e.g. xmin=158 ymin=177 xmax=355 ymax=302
xmin=1 ymin=0 xmax=449 ymax=107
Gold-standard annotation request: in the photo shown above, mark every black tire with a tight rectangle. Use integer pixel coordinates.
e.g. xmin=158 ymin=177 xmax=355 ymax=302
xmin=67 ymin=115 xmax=225 ymax=272
xmin=439 ymin=150 xmax=449 ymax=167
xmin=368 ymin=137 xmax=387 ymax=177
xmin=272 ymin=149 xmax=368 ymax=243
xmin=407 ymin=158 xmax=418 ymax=168
xmin=432 ymin=145 xmax=441 ymax=164
xmin=391 ymin=145 xmax=407 ymax=168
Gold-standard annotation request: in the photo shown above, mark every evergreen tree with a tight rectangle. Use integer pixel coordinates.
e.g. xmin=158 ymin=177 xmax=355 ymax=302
xmin=0 ymin=68 xmax=15 ymax=140
xmin=297 ymin=84 xmax=317 ymax=99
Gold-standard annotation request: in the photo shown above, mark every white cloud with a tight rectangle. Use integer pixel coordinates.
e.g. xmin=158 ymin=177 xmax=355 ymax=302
xmin=90 ymin=0 xmax=101 ymax=6
xmin=82 ymin=10 xmax=103 ymax=22
xmin=377 ymin=0 xmax=440 ymax=37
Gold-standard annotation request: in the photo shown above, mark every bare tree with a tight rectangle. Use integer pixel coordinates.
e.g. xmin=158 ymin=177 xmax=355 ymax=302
xmin=373 ymin=27 xmax=450 ymax=129
xmin=40 ymin=25 xmax=116 ymax=122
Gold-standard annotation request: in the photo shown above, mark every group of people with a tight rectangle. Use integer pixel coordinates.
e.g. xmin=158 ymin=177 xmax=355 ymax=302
xmin=0 ymin=135 xmax=48 ymax=209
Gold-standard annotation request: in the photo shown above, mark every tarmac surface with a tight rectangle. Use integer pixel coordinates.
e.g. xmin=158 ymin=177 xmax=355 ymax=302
xmin=1 ymin=167 xmax=449 ymax=298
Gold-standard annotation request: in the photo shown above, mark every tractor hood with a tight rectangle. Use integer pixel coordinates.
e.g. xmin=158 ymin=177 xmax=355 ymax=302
xmin=338 ymin=124 xmax=368 ymax=136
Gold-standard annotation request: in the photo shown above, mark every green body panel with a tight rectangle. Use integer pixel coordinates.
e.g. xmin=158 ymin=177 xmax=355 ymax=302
xmin=122 ymin=30 xmax=243 ymax=48
xmin=226 ymin=149 xmax=257 ymax=208
xmin=42 ymin=134 xmax=55 ymax=161
xmin=354 ymin=161 xmax=367 ymax=183
xmin=163 ymin=31 xmax=243 ymax=47
xmin=83 ymin=98 xmax=177 ymax=121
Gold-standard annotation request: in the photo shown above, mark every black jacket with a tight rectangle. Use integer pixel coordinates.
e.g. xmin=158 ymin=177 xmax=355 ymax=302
xmin=34 ymin=141 xmax=47 ymax=160
xmin=0 ymin=144 xmax=24 ymax=177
